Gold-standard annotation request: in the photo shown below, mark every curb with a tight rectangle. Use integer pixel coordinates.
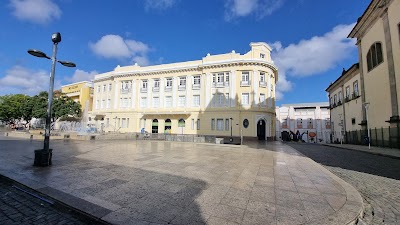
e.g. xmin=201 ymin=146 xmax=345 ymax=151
xmin=321 ymin=144 xmax=400 ymax=160
xmin=0 ymin=174 xmax=111 ymax=225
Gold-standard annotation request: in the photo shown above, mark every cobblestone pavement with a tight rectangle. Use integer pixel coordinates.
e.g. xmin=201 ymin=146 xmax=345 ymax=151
xmin=0 ymin=176 xmax=94 ymax=225
xmin=287 ymin=143 xmax=400 ymax=225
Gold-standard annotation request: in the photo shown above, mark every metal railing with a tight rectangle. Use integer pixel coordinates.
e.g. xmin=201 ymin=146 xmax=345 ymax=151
xmin=344 ymin=126 xmax=400 ymax=149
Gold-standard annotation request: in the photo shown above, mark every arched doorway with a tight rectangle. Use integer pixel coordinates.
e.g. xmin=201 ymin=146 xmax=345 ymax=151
xmin=165 ymin=119 xmax=171 ymax=134
xmin=152 ymin=119 xmax=158 ymax=133
xmin=178 ymin=119 xmax=185 ymax=134
xmin=257 ymin=119 xmax=266 ymax=140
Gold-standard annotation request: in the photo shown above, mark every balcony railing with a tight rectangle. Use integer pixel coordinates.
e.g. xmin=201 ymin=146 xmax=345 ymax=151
xmin=352 ymin=92 xmax=360 ymax=99
xmin=192 ymin=84 xmax=200 ymax=90
xmin=240 ymin=81 xmax=250 ymax=86
xmin=345 ymin=96 xmax=350 ymax=102
xmin=153 ymin=87 xmax=159 ymax=92
xmin=140 ymin=88 xmax=147 ymax=93
xmin=259 ymin=81 xmax=267 ymax=87
xmin=337 ymin=101 xmax=342 ymax=106
xmin=178 ymin=85 xmax=186 ymax=91
xmin=165 ymin=86 xmax=172 ymax=92
xmin=120 ymin=88 xmax=131 ymax=94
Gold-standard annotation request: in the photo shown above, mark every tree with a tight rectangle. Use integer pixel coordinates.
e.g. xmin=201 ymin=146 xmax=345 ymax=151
xmin=0 ymin=94 xmax=32 ymax=126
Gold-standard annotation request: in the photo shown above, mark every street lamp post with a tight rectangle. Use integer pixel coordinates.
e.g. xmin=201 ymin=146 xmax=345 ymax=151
xmin=364 ymin=102 xmax=371 ymax=149
xmin=28 ymin=32 xmax=76 ymax=167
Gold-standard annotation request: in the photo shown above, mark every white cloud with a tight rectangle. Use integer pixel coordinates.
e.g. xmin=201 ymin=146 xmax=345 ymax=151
xmin=67 ymin=69 xmax=98 ymax=83
xmin=9 ymin=0 xmax=61 ymax=24
xmin=0 ymin=65 xmax=62 ymax=95
xmin=224 ymin=0 xmax=284 ymax=21
xmin=89 ymin=34 xmax=151 ymax=66
xmin=271 ymin=23 xmax=357 ymax=100
xmin=144 ymin=0 xmax=177 ymax=11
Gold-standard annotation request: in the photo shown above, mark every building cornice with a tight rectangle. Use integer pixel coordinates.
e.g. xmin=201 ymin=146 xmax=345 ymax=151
xmin=94 ymin=59 xmax=278 ymax=83
xmin=348 ymin=0 xmax=392 ymax=39
xmin=326 ymin=63 xmax=359 ymax=92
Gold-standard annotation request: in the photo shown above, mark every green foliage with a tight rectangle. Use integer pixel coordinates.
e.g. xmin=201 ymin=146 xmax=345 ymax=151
xmin=0 ymin=91 xmax=82 ymax=125
xmin=0 ymin=94 xmax=31 ymax=125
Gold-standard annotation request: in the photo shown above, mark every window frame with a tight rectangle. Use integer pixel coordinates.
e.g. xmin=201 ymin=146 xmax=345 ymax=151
xmin=366 ymin=42 xmax=384 ymax=71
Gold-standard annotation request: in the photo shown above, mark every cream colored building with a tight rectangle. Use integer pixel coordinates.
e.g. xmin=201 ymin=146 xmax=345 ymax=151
xmin=275 ymin=103 xmax=331 ymax=143
xmin=89 ymin=42 xmax=278 ymax=140
xmin=61 ymin=81 xmax=94 ymax=111
xmin=326 ymin=63 xmax=363 ymax=142
xmin=348 ymin=0 xmax=400 ymax=129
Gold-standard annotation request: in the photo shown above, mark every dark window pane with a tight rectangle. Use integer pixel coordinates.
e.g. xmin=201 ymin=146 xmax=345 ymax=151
xmin=376 ymin=42 xmax=383 ymax=64
xmin=371 ymin=44 xmax=377 ymax=67
xmin=367 ymin=50 xmax=373 ymax=71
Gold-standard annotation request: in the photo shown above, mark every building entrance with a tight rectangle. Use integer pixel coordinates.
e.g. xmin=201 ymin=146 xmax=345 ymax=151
xmin=257 ymin=119 xmax=266 ymax=140
xmin=152 ymin=119 xmax=158 ymax=133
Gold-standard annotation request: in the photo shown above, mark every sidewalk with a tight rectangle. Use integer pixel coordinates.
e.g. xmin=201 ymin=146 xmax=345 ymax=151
xmin=0 ymin=136 xmax=363 ymax=225
xmin=322 ymin=143 xmax=400 ymax=159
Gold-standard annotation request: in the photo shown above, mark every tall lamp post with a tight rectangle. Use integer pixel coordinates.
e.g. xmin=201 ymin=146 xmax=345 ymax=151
xmin=28 ymin=32 xmax=76 ymax=167
xmin=363 ymin=102 xmax=371 ymax=149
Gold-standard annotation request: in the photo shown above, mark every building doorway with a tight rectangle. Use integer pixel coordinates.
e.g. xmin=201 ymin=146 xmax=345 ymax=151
xmin=152 ymin=119 xmax=159 ymax=133
xmin=165 ymin=119 xmax=171 ymax=134
xmin=257 ymin=119 xmax=266 ymax=140
xmin=178 ymin=119 xmax=185 ymax=134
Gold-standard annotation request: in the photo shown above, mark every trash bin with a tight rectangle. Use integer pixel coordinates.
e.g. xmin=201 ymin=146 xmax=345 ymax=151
xmin=34 ymin=149 xmax=52 ymax=166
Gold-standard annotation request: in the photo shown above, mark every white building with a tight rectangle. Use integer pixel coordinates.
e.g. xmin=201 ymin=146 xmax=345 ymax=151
xmin=276 ymin=103 xmax=332 ymax=143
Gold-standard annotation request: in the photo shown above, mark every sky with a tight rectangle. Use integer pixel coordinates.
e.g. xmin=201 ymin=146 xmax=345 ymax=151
xmin=0 ymin=0 xmax=371 ymax=105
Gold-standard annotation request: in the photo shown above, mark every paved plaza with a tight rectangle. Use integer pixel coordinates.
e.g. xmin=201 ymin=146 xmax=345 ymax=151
xmin=0 ymin=136 xmax=363 ymax=225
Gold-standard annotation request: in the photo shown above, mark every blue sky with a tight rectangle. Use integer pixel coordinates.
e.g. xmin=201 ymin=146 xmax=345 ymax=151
xmin=0 ymin=0 xmax=371 ymax=105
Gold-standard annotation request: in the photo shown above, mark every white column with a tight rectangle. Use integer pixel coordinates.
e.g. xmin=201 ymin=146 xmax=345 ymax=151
xmin=231 ymin=70 xmax=236 ymax=107
xmin=205 ymin=73 xmax=211 ymax=109
xmin=114 ymin=80 xmax=119 ymax=109
xmin=253 ymin=69 xmax=258 ymax=105
xmin=132 ymin=80 xmax=136 ymax=109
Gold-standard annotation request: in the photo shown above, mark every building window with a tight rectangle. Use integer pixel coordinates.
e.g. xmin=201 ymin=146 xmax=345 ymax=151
xmin=166 ymin=78 xmax=173 ymax=90
xmin=97 ymin=86 xmax=100 ymax=93
xmin=106 ymin=118 xmax=109 ymax=127
xmin=338 ymin=91 xmax=342 ymax=104
xmin=353 ymin=81 xmax=359 ymax=97
xmin=345 ymin=86 xmax=350 ymax=100
xmin=191 ymin=119 xmax=195 ymax=130
xmin=152 ymin=97 xmax=159 ymax=108
xmin=330 ymin=97 xmax=333 ymax=107
xmin=103 ymin=85 xmax=106 ymax=92
xmin=153 ymin=79 xmax=160 ymax=92
xmin=96 ymin=100 xmax=99 ymax=109
xmin=178 ymin=96 xmax=186 ymax=107
xmin=366 ymin=42 xmax=383 ymax=71
xmin=225 ymin=119 xmax=229 ymax=131
xmin=140 ymin=97 xmax=147 ymax=108
xmin=121 ymin=98 xmax=129 ymax=108
xmin=216 ymin=119 xmax=224 ymax=131
xmin=325 ymin=118 xmax=331 ymax=128
xmin=192 ymin=95 xmax=200 ymax=107
xmin=101 ymin=100 xmax=105 ymax=109
xmin=141 ymin=80 xmax=148 ymax=92
xmin=108 ymin=83 xmax=112 ymax=91
xmin=225 ymin=73 xmax=229 ymax=83
xmin=179 ymin=77 xmax=186 ymax=90
xmin=352 ymin=118 xmax=356 ymax=124
xmin=193 ymin=75 xmax=201 ymax=89
xmin=260 ymin=53 xmax=265 ymax=58
xmin=211 ymin=119 xmax=215 ymax=130
xmin=107 ymin=99 xmax=111 ymax=108
xmin=260 ymin=94 xmax=266 ymax=106
xmin=241 ymin=93 xmax=249 ymax=106
xmin=197 ymin=119 xmax=200 ymax=130
xmin=121 ymin=118 xmax=127 ymax=128
xmin=241 ymin=71 xmax=250 ymax=86
xmin=297 ymin=118 xmax=303 ymax=128
xmin=217 ymin=73 xmax=224 ymax=83
xmin=308 ymin=118 xmax=313 ymax=128
xmin=334 ymin=94 xmax=337 ymax=105
xmin=165 ymin=96 xmax=172 ymax=108
xmin=178 ymin=119 xmax=185 ymax=127
xmin=225 ymin=93 xmax=230 ymax=106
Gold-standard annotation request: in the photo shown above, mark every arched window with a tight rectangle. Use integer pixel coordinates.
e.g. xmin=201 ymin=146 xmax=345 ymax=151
xmin=165 ymin=119 xmax=171 ymax=133
xmin=152 ymin=119 xmax=158 ymax=133
xmin=366 ymin=42 xmax=383 ymax=71
xmin=178 ymin=119 xmax=185 ymax=127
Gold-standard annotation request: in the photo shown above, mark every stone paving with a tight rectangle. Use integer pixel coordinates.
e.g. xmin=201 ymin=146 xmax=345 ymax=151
xmin=0 ymin=176 xmax=89 ymax=225
xmin=0 ymin=136 xmax=363 ymax=225
xmin=326 ymin=167 xmax=400 ymax=225
xmin=322 ymin=143 xmax=400 ymax=159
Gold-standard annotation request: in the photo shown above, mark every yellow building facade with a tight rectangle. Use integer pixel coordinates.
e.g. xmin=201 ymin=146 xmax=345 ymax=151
xmin=326 ymin=63 xmax=363 ymax=142
xmin=61 ymin=81 xmax=94 ymax=111
xmin=90 ymin=42 xmax=278 ymax=140
xmin=348 ymin=0 xmax=400 ymax=129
